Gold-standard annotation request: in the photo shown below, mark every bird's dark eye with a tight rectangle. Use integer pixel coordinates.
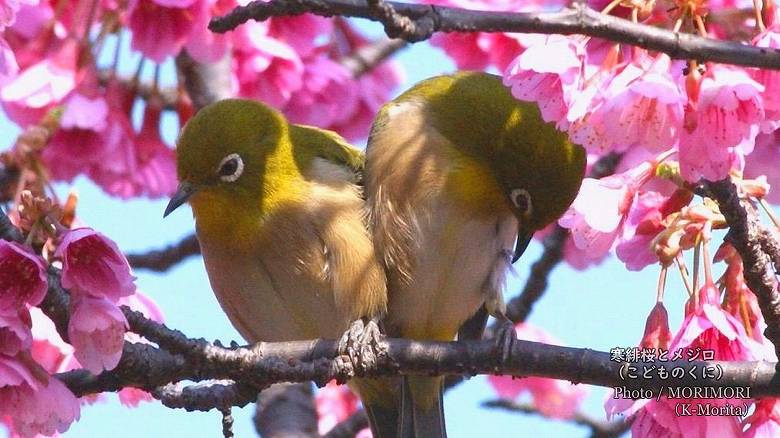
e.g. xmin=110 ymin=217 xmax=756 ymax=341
xmin=218 ymin=153 xmax=244 ymax=182
xmin=510 ymin=188 xmax=533 ymax=217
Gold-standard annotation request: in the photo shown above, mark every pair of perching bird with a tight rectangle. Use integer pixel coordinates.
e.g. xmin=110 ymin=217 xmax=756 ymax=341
xmin=164 ymin=72 xmax=587 ymax=438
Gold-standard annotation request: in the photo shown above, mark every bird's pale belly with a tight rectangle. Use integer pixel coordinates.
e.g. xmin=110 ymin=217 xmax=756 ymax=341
xmin=199 ymin=241 xmax=348 ymax=343
xmin=386 ymin=202 xmax=518 ymax=341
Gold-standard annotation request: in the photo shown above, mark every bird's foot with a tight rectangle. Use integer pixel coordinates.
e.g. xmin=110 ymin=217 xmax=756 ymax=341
xmin=493 ymin=314 xmax=517 ymax=369
xmin=337 ymin=317 xmax=384 ymax=375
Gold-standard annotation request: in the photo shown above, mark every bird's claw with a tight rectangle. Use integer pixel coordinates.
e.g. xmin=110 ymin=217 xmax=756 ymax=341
xmin=337 ymin=317 xmax=383 ymax=375
xmin=494 ymin=315 xmax=517 ymax=369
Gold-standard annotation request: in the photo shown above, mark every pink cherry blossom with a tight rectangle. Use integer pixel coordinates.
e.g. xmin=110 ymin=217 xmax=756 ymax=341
xmin=426 ymin=0 xmax=559 ymax=71
xmin=330 ymin=59 xmax=403 ymax=140
xmin=0 ymin=356 xmax=37 ymax=397
xmin=2 ymin=374 xmax=80 ymax=438
xmin=0 ymin=0 xmax=22 ymax=28
xmin=60 ymin=93 xmax=107 ymax=130
xmin=615 ymin=191 xmax=667 ymax=271
xmin=43 ymin=92 xmax=114 ymax=181
xmin=639 ymin=302 xmax=672 ymax=349
xmin=571 ymin=55 xmax=685 ymax=154
xmin=679 ymin=65 xmax=765 ymax=182
xmin=7 ymin=0 xmax=52 ymax=43
xmin=0 ymin=38 xmax=76 ymax=108
xmin=29 ymin=308 xmax=75 ymax=374
xmin=269 ymin=14 xmax=332 ymax=58
xmin=119 ymin=290 xmax=164 ymax=324
xmin=127 ymin=0 xmax=207 ymax=63
xmin=234 ymin=26 xmax=304 ymax=108
xmin=606 ymin=292 xmax=750 ymax=438
xmin=744 ymin=399 xmax=780 ymax=438
xmin=0 ymin=35 xmax=18 ymax=83
xmin=559 ymin=161 xmax=655 ymax=260
xmin=488 ymin=323 xmax=587 ymax=419
xmin=717 ymin=243 xmax=776 ymax=358
xmin=629 ymin=397 xmax=742 ymax=438
xmin=503 ymin=35 xmax=582 ymax=129
xmin=616 ymin=189 xmax=693 ymax=271
xmin=752 ymin=28 xmax=780 ymax=132
xmin=0 ymin=309 xmax=31 ymax=356
xmin=672 ymin=282 xmax=769 ymax=362
xmin=56 ymin=227 xmax=136 ymax=301
xmin=284 ymin=55 xmax=358 ymax=129
xmin=184 ymin=0 xmax=237 ymax=63
xmin=118 ymin=387 xmax=153 ymax=407
xmin=129 ymin=102 xmax=178 ymax=198
xmin=745 ymin=130 xmax=780 ymax=204
xmin=430 ymin=33 xmax=492 ymax=70
xmin=0 ymin=240 xmax=47 ymax=311
xmin=315 ymin=381 xmax=362 ymax=435
xmin=85 ymin=79 xmax=148 ymax=198
xmin=68 ymin=295 xmax=128 ymax=374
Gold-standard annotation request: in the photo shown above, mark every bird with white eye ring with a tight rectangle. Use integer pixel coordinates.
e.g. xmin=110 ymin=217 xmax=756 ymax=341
xmin=163 ymin=98 xmax=388 ymax=438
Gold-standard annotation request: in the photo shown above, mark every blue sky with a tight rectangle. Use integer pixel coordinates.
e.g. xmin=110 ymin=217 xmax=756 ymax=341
xmin=0 ymin=19 xmax=708 ymax=438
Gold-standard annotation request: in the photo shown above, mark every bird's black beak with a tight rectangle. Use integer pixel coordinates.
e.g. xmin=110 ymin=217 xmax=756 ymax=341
xmin=512 ymin=228 xmax=533 ymax=263
xmin=164 ymin=181 xmax=196 ymax=218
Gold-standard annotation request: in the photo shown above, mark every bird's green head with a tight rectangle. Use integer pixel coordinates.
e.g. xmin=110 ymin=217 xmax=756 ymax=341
xmin=491 ymin=100 xmax=586 ymax=234
xmin=403 ymin=72 xmax=587 ymax=260
xmin=164 ymin=99 xmax=301 ymax=227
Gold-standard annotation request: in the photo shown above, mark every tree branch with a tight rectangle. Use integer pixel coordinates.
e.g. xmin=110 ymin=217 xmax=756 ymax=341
xmin=254 ymin=383 xmax=319 ymax=438
xmin=154 ymin=380 xmax=259 ymax=411
xmin=483 ymin=399 xmax=631 ymax=438
xmin=57 ymin=330 xmax=780 ymax=401
xmin=210 ymin=0 xmax=780 ymax=70
xmin=339 ymin=38 xmax=408 ymax=77
xmin=126 ymin=234 xmax=200 ymax=272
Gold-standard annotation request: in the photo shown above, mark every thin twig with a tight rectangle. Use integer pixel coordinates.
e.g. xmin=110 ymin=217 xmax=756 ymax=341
xmin=323 ymin=409 xmax=369 ymax=438
xmin=339 ymin=38 xmax=408 ymax=77
xmin=210 ymin=1 xmax=780 ymax=70
xmin=221 ymin=406 xmax=235 ymax=438
xmin=126 ymin=234 xmax=200 ymax=272
xmin=484 ymin=399 xmax=632 ymax=438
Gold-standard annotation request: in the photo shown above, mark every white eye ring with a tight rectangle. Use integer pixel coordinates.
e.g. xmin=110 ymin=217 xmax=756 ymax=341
xmin=510 ymin=188 xmax=533 ymax=217
xmin=218 ymin=153 xmax=244 ymax=183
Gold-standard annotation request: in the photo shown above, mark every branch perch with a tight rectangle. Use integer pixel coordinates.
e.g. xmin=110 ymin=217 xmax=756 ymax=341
xmin=210 ymin=0 xmax=780 ymax=69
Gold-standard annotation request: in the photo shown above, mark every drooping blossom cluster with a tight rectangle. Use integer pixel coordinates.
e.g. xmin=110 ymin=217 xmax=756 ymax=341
xmin=606 ymin=265 xmax=778 ymax=436
xmin=0 ymin=191 xmax=160 ymax=437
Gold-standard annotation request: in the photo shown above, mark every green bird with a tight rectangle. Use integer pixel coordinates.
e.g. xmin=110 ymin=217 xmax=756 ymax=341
xmin=163 ymin=99 xmax=388 ymax=428
xmin=363 ymin=72 xmax=587 ymax=437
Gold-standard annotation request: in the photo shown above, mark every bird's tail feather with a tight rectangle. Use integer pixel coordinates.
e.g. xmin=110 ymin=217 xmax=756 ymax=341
xmin=364 ymin=400 xmax=401 ymax=438
xmin=350 ymin=378 xmax=401 ymax=438
xmin=400 ymin=375 xmax=446 ymax=438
